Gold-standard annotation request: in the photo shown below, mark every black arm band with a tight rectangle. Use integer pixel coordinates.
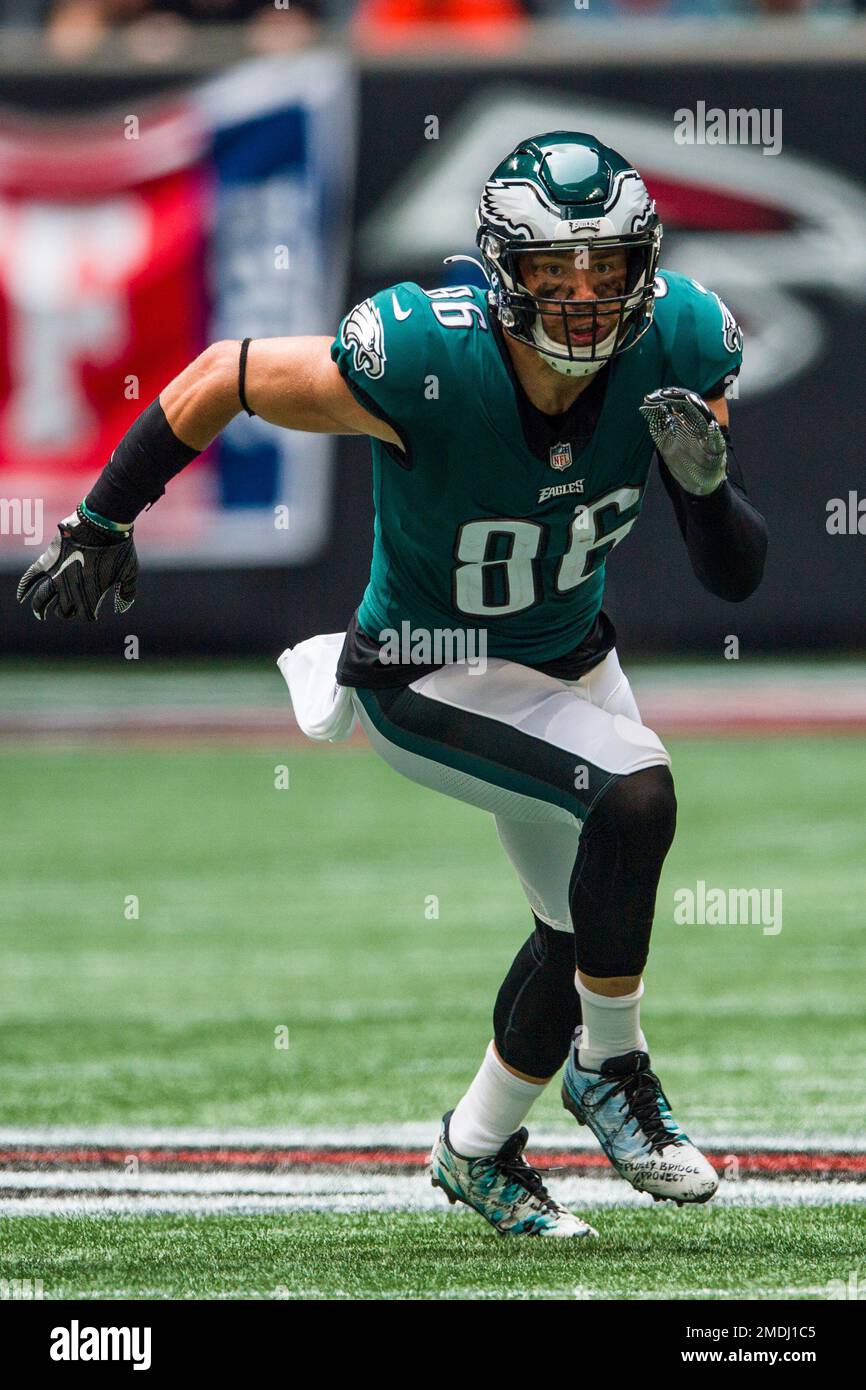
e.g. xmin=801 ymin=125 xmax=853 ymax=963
xmin=659 ymin=428 xmax=768 ymax=602
xmin=85 ymin=397 xmax=201 ymax=525
xmin=239 ymin=337 xmax=256 ymax=418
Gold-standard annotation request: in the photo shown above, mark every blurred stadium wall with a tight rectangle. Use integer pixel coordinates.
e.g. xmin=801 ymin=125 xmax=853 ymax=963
xmin=0 ymin=21 xmax=864 ymax=657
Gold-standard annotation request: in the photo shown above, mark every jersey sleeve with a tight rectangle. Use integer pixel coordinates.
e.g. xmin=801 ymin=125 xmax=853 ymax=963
xmin=664 ymin=274 xmax=744 ymax=400
xmin=330 ymin=282 xmax=443 ymax=460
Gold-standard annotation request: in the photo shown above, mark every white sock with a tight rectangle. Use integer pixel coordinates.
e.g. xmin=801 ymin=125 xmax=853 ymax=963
xmin=448 ymin=1040 xmax=548 ymax=1158
xmin=575 ymin=976 xmax=647 ymax=1071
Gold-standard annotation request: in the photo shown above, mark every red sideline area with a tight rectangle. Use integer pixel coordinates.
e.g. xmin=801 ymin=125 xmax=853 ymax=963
xmin=4 ymin=678 xmax=866 ymax=743
xmin=3 ymin=716 xmax=866 ymax=744
xmin=0 ymin=1146 xmax=863 ymax=1178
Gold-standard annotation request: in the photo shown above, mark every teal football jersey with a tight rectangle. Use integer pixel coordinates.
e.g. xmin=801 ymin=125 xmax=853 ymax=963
xmin=331 ymin=270 xmax=742 ymax=665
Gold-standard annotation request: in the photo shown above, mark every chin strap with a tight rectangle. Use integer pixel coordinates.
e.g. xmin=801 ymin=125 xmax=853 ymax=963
xmin=531 ymin=318 xmax=618 ymax=379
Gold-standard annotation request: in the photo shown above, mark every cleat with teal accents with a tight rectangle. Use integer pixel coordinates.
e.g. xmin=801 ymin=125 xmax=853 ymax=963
xmin=561 ymin=1029 xmax=719 ymax=1205
xmin=429 ymin=1110 xmax=598 ymax=1238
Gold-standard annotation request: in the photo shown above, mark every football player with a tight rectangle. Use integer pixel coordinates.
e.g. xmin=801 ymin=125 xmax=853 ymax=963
xmin=19 ymin=133 xmax=767 ymax=1239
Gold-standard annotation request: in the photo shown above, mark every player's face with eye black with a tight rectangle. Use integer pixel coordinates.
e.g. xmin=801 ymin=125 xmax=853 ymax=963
xmin=517 ymin=248 xmax=629 ymax=348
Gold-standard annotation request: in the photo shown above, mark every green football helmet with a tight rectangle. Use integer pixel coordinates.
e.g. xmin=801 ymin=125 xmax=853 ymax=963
xmin=475 ymin=132 xmax=662 ymax=378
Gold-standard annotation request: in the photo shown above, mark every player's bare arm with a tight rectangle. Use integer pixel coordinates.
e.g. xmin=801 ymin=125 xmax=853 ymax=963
xmin=16 ymin=334 xmax=400 ymax=622
xmin=243 ymin=337 xmax=401 ymax=446
xmin=161 ymin=336 xmax=402 ymax=451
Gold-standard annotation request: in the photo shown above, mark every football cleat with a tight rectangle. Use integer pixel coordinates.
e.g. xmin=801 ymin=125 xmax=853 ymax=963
xmin=429 ymin=1110 xmax=598 ymax=1238
xmin=561 ymin=1031 xmax=719 ymax=1205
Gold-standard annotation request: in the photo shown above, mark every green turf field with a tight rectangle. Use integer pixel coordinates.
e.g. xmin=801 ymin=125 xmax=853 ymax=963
xmin=3 ymin=737 xmax=865 ymax=1135
xmin=1 ymin=1208 xmax=862 ymax=1300
xmin=2 ymin=705 xmax=865 ymax=1299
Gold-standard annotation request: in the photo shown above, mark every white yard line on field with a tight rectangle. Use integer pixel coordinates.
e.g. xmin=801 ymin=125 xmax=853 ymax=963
xmin=1 ymin=1172 xmax=864 ymax=1217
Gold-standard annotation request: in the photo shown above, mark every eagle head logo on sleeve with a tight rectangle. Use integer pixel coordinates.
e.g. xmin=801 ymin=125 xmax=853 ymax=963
xmin=342 ymin=298 xmax=387 ymax=379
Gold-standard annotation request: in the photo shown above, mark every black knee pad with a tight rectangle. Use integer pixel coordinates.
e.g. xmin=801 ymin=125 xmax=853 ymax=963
xmin=598 ymin=762 xmax=677 ymax=858
xmin=570 ymin=763 xmax=677 ymax=978
xmin=493 ymin=915 xmax=581 ymax=1079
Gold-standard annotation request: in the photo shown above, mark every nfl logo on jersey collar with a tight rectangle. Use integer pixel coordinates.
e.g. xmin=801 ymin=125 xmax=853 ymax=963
xmin=549 ymin=442 xmax=573 ymax=471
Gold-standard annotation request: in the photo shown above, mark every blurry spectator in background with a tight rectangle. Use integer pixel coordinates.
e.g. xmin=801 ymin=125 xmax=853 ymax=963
xmin=2 ymin=0 xmax=857 ymax=32
xmin=538 ymin=0 xmax=732 ymax=13
xmin=349 ymin=0 xmax=855 ymax=33
xmin=44 ymin=0 xmax=323 ymax=57
xmin=532 ymin=0 xmax=853 ymax=13
xmin=353 ymin=0 xmax=533 ymax=40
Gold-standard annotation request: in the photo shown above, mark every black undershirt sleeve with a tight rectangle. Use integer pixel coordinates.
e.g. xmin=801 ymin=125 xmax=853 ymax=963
xmin=658 ymin=427 xmax=768 ymax=602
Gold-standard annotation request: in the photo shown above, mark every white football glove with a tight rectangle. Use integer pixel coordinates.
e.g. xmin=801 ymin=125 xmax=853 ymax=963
xmin=639 ymin=387 xmax=727 ymax=496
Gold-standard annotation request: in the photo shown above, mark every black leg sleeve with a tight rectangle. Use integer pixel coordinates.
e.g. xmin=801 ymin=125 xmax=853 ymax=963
xmin=493 ymin=915 xmax=581 ymax=1079
xmin=569 ymin=763 xmax=677 ymax=979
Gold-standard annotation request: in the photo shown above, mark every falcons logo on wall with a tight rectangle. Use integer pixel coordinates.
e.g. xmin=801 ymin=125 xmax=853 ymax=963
xmin=362 ymin=91 xmax=866 ymax=398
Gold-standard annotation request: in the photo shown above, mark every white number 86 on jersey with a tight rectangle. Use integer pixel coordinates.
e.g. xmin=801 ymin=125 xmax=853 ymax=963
xmin=452 ymin=486 xmax=641 ymax=616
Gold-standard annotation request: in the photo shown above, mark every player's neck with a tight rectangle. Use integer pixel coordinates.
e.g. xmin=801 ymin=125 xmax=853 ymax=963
xmin=503 ymin=332 xmax=599 ymax=415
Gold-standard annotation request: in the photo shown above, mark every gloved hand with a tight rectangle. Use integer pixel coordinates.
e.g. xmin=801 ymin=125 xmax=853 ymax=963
xmin=639 ymin=387 xmax=727 ymax=496
xmin=17 ymin=506 xmax=138 ymax=621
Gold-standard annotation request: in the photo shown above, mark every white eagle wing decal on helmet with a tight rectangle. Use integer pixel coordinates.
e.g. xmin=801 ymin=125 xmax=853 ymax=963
xmin=477 ymin=179 xmax=561 ymax=242
xmin=604 ymin=169 xmax=655 ymax=233
xmin=341 ymin=298 xmax=387 ymax=379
